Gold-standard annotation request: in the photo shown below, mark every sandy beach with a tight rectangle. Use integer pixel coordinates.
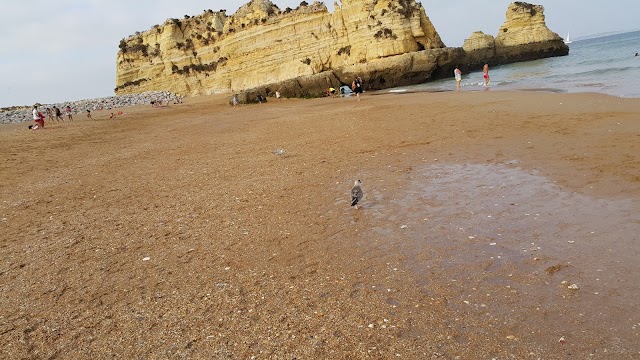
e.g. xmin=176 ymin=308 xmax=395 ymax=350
xmin=1 ymin=90 xmax=639 ymax=358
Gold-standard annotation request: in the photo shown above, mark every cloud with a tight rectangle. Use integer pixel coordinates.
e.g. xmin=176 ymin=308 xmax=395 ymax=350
xmin=0 ymin=0 xmax=310 ymax=106
xmin=1 ymin=0 xmax=637 ymax=107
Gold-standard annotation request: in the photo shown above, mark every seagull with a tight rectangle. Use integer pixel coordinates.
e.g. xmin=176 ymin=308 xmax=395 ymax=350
xmin=351 ymin=179 xmax=363 ymax=209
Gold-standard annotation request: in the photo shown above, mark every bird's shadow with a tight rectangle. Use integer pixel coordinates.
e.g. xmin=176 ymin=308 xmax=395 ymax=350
xmin=351 ymin=207 xmax=363 ymax=223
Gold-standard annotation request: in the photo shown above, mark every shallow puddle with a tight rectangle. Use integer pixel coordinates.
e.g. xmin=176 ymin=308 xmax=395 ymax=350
xmin=358 ymin=162 xmax=640 ymax=352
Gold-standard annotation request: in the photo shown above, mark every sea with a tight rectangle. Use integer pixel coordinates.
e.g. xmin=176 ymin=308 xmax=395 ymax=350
xmin=392 ymin=30 xmax=640 ymax=98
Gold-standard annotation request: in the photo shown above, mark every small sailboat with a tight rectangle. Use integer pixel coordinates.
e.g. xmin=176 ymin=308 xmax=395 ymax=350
xmin=564 ymin=32 xmax=572 ymax=44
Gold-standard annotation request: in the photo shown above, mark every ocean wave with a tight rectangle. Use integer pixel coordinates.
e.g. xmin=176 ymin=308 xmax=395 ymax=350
xmin=575 ymin=82 xmax=608 ymax=88
xmin=573 ymin=66 xmax=640 ymax=76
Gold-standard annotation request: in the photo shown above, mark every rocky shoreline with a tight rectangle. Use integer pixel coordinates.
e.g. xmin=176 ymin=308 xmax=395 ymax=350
xmin=0 ymin=91 xmax=181 ymax=124
xmin=115 ymin=1 xmax=567 ymax=100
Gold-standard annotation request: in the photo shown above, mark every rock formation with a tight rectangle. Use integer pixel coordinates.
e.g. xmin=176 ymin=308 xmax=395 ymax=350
xmin=115 ymin=0 xmax=568 ymax=101
xmin=463 ymin=32 xmax=496 ymax=56
xmin=0 ymin=92 xmax=182 ymax=124
xmin=462 ymin=3 xmax=568 ymax=67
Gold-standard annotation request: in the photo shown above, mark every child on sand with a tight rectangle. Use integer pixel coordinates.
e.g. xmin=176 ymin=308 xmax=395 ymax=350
xmin=86 ymin=109 xmax=92 ymax=119
xmin=65 ymin=105 xmax=73 ymax=120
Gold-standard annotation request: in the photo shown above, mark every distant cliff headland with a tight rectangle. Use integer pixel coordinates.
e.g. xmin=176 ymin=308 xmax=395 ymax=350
xmin=115 ymin=0 xmax=568 ymax=102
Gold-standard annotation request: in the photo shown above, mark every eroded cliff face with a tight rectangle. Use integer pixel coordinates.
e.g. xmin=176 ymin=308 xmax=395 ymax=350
xmin=460 ymin=2 xmax=567 ymax=68
xmin=115 ymin=1 xmax=567 ymax=100
xmin=492 ymin=2 xmax=568 ymax=63
xmin=115 ymin=0 xmax=444 ymax=97
xmin=462 ymin=31 xmax=496 ymax=64
xmin=496 ymin=2 xmax=562 ymax=46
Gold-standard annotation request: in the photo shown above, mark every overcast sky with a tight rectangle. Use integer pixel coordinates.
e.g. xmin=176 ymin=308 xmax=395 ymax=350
xmin=1 ymin=0 xmax=637 ymax=107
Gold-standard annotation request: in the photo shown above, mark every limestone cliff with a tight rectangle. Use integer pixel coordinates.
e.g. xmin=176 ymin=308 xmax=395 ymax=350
xmin=462 ymin=31 xmax=496 ymax=64
xmin=116 ymin=0 xmax=443 ymax=98
xmin=115 ymin=1 xmax=567 ymax=100
xmin=462 ymin=3 xmax=567 ymax=67
xmin=496 ymin=2 xmax=563 ymax=47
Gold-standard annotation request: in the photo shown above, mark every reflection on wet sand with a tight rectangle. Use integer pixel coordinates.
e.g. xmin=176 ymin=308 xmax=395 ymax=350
xmin=357 ymin=162 xmax=640 ymax=353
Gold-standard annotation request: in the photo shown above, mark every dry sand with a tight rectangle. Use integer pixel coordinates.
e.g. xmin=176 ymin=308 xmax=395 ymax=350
xmin=1 ymin=90 xmax=639 ymax=358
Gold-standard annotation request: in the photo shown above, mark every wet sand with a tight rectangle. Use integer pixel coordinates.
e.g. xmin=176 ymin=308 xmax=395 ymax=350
xmin=1 ymin=90 xmax=639 ymax=358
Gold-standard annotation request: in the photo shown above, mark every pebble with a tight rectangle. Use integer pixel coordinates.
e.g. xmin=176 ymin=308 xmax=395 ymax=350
xmin=142 ymin=256 xmax=151 ymax=261
xmin=1 ymin=91 xmax=182 ymax=124
xmin=567 ymin=284 xmax=580 ymax=290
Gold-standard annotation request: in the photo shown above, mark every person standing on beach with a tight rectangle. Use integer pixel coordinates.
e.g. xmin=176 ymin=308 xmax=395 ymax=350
xmin=45 ymin=107 xmax=53 ymax=122
xmin=32 ymin=105 xmax=39 ymax=126
xmin=454 ymin=66 xmax=462 ymax=91
xmin=65 ymin=105 xmax=73 ymax=120
xmin=51 ymin=105 xmax=64 ymax=122
xmin=86 ymin=109 xmax=92 ymax=119
xmin=232 ymin=94 xmax=239 ymax=108
xmin=352 ymin=76 xmax=363 ymax=101
xmin=32 ymin=105 xmax=44 ymax=129
xmin=483 ymin=63 xmax=490 ymax=88
xmin=53 ymin=106 xmax=64 ymax=121
xmin=275 ymin=90 xmax=281 ymax=101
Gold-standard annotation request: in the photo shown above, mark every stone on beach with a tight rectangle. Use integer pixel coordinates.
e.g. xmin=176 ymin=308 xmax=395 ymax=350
xmin=0 ymin=91 xmax=181 ymax=124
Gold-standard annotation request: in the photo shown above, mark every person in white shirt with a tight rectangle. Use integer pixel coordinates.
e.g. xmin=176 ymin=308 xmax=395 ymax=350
xmin=32 ymin=105 xmax=44 ymax=129
xmin=454 ymin=66 xmax=462 ymax=91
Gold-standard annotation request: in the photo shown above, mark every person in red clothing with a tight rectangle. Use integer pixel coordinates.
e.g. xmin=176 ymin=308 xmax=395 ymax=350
xmin=483 ymin=63 xmax=490 ymax=88
xmin=32 ymin=105 xmax=44 ymax=129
